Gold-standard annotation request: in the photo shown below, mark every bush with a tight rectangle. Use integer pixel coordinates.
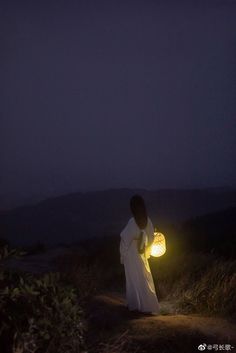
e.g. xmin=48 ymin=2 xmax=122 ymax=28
xmin=0 ymin=267 xmax=86 ymax=353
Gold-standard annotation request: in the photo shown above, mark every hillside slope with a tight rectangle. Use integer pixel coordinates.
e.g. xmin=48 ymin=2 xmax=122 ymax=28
xmin=1 ymin=188 xmax=236 ymax=246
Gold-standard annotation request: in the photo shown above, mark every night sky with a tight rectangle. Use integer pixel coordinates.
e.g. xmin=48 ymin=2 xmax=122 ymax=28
xmin=1 ymin=0 xmax=236 ymax=208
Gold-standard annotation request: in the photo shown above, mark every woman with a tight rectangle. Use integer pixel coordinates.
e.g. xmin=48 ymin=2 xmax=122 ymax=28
xmin=120 ymin=195 xmax=160 ymax=315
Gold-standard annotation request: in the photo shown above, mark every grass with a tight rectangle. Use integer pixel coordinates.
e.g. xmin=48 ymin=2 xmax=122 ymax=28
xmin=95 ymin=330 xmax=138 ymax=353
xmin=150 ymin=249 xmax=236 ymax=318
xmin=59 ymin=235 xmax=236 ymax=319
xmin=1 ymin=234 xmax=235 ymax=353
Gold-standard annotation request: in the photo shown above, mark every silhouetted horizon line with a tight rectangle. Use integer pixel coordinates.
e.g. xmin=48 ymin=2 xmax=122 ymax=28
xmin=1 ymin=185 xmax=235 ymax=212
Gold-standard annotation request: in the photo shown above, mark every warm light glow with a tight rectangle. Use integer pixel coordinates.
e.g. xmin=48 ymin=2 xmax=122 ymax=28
xmin=151 ymin=232 xmax=166 ymax=257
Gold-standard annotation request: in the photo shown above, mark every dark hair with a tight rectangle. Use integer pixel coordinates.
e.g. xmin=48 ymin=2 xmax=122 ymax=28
xmin=130 ymin=194 xmax=148 ymax=229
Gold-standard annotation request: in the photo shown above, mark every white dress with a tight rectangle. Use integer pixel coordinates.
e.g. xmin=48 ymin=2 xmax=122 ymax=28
xmin=120 ymin=217 xmax=160 ymax=314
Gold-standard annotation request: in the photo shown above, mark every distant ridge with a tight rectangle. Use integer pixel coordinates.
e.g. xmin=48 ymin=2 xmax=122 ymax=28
xmin=0 ymin=186 xmax=235 ymax=211
xmin=0 ymin=188 xmax=236 ymax=246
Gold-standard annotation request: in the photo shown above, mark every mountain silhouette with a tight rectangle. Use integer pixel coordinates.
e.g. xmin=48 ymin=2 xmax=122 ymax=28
xmin=0 ymin=188 xmax=236 ymax=246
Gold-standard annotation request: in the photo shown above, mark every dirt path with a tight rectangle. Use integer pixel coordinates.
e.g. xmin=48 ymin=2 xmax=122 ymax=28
xmin=86 ymin=292 xmax=236 ymax=353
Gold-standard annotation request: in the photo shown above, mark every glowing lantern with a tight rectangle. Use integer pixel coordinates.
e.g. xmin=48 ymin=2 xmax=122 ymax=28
xmin=151 ymin=230 xmax=166 ymax=257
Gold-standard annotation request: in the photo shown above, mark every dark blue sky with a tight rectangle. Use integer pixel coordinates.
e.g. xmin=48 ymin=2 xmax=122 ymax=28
xmin=1 ymin=0 xmax=236 ymax=208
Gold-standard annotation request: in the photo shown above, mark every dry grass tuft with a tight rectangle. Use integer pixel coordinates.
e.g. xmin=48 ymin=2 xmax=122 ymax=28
xmin=97 ymin=330 xmax=138 ymax=353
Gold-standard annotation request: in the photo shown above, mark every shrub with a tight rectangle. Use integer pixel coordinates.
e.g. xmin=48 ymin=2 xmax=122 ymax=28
xmin=0 ymin=268 xmax=86 ymax=353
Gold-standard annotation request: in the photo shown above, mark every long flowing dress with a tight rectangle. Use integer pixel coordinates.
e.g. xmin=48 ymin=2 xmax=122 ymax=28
xmin=120 ymin=217 xmax=160 ymax=314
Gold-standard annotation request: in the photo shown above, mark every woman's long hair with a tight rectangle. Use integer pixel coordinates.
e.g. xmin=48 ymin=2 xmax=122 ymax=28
xmin=130 ymin=195 xmax=148 ymax=229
